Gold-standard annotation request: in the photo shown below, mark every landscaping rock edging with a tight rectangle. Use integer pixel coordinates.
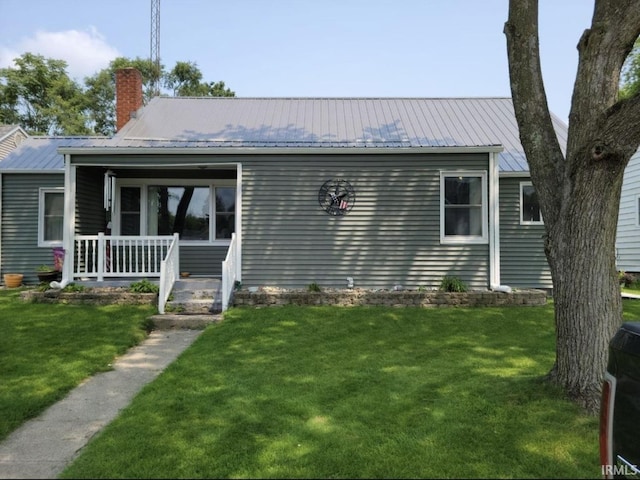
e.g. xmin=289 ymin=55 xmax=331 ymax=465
xmin=20 ymin=289 xmax=157 ymax=305
xmin=233 ymin=288 xmax=548 ymax=308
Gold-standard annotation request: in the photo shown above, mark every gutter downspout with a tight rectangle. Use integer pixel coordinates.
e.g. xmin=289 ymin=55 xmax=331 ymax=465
xmin=489 ymin=150 xmax=512 ymax=293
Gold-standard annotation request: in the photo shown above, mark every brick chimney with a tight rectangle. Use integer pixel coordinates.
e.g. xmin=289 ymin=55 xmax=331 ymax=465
xmin=115 ymin=68 xmax=143 ymax=132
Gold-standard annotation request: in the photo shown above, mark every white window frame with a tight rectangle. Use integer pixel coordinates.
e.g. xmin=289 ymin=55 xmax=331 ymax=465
xmin=636 ymin=194 xmax=640 ymax=227
xmin=520 ymin=181 xmax=544 ymax=225
xmin=440 ymin=170 xmax=488 ymax=244
xmin=38 ymin=187 xmax=64 ymax=247
xmin=114 ymin=179 xmax=236 ymax=246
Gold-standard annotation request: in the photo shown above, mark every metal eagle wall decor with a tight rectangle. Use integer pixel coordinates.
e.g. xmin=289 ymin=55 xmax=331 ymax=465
xmin=318 ymin=178 xmax=356 ymax=216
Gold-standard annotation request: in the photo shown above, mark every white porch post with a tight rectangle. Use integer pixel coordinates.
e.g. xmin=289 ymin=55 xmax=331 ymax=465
xmin=236 ymin=163 xmax=242 ymax=282
xmin=489 ymin=150 xmax=501 ymax=289
xmin=62 ymin=157 xmax=76 ymax=282
xmin=97 ymin=232 xmax=105 ymax=281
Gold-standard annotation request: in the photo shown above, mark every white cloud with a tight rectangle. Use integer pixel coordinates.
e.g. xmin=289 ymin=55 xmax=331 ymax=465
xmin=0 ymin=27 xmax=120 ymax=81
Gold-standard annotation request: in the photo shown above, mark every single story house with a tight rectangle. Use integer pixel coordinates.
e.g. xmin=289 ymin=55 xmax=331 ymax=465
xmin=1 ymin=68 xmax=565 ymax=309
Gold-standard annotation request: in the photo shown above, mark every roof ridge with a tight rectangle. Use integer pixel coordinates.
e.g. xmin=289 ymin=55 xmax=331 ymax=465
xmin=157 ymin=96 xmax=514 ymax=101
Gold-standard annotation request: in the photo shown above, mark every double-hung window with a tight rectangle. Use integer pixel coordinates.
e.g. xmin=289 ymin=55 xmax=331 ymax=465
xmin=440 ymin=171 xmax=488 ymax=244
xmin=38 ymin=188 xmax=64 ymax=246
xmin=520 ymin=182 xmax=543 ymax=224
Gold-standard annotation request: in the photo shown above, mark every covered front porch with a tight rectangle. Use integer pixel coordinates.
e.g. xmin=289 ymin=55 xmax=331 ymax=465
xmin=57 ymin=158 xmax=243 ymax=313
xmin=61 ymin=232 xmax=239 ymax=313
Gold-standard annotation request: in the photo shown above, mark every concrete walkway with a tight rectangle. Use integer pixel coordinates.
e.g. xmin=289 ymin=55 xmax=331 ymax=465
xmin=0 ymin=329 xmax=203 ymax=479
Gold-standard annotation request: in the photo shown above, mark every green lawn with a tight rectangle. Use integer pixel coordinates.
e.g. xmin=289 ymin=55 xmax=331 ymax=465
xmin=0 ymin=288 xmax=155 ymax=441
xmin=58 ymin=301 xmax=640 ymax=479
xmin=3 ymin=288 xmax=638 ymax=478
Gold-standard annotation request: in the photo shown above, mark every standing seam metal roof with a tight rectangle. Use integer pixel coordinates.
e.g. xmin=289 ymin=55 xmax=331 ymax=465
xmin=4 ymin=98 xmax=569 ymax=173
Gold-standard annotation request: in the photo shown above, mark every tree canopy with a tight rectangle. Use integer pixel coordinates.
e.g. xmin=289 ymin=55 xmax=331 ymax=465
xmin=0 ymin=53 xmax=235 ymax=136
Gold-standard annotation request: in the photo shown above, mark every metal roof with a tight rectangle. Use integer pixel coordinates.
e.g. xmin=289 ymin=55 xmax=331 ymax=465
xmin=0 ymin=136 xmax=104 ymax=171
xmin=6 ymin=98 xmax=569 ymax=173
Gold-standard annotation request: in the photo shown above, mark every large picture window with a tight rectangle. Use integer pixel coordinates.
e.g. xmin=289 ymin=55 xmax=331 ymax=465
xmin=117 ymin=183 xmax=235 ymax=243
xmin=148 ymin=186 xmax=210 ymax=240
xmin=38 ymin=188 xmax=64 ymax=246
xmin=440 ymin=171 xmax=487 ymax=243
xmin=520 ymin=182 xmax=543 ymax=224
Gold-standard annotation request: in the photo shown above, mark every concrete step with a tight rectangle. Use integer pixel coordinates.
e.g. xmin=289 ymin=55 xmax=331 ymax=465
xmin=165 ymin=298 xmax=216 ymax=314
xmin=149 ymin=313 xmax=222 ymax=330
xmin=171 ymin=289 xmax=217 ymax=302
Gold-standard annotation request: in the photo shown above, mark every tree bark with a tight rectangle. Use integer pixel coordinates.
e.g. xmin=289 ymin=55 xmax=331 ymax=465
xmin=505 ymin=0 xmax=640 ymax=412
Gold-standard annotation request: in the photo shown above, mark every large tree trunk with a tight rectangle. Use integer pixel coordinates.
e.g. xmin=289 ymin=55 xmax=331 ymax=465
xmin=544 ymin=160 xmax=624 ymax=412
xmin=505 ymin=0 xmax=640 ymax=413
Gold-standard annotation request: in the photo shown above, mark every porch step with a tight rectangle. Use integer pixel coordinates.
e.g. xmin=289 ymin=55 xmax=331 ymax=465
xmin=149 ymin=313 xmax=222 ymax=330
xmin=165 ymin=298 xmax=219 ymax=314
xmin=164 ymin=278 xmax=223 ymax=315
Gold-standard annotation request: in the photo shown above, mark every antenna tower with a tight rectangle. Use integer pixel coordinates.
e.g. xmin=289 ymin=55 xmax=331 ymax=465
xmin=150 ymin=0 xmax=161 ymax=96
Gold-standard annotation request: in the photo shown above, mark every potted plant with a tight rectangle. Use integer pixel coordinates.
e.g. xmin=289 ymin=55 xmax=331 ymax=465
xmin=36 ymin=265 xmax=61 ymax=283
xmin=3 ymin=273 xmax=23 ymax=288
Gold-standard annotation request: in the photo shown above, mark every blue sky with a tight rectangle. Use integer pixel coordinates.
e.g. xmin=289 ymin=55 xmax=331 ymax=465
xmin=0 ymin=0 xmax=595 ymax=122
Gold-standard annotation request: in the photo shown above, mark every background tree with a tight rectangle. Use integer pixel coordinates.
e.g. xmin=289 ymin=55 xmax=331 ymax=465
xmin=504 ymin=0 xmax=640 ymax=412
xmin=165 ymin=61 xmax=234 ymax=97
xmin=0 ymin=53 xmax=89 ymax=135
xmin=84 ymin=57 xmax=163 ymax=136
xmin=1 ymin=54 xmax=235 ymax=136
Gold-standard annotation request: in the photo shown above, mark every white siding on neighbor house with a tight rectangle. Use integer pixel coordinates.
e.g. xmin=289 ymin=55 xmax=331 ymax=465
xmin=0 ymin=131 xmax=27 ymax=160
xmin=617 ymin=150 xmax=640 ymax=273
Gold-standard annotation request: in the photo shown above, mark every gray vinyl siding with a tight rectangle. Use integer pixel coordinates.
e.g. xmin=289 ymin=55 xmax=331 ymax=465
xmin=1 ymin=173 xmax=64 ymax=284
xmin=617 ymin=150 xmax=640 ymax=272
xmin=240 ymin=153 xmax=491 ymax=290
xmin=499 ymin=177 xmax=552 ymax=289
xmin=180 ymin=246 xmax=227 ymax=276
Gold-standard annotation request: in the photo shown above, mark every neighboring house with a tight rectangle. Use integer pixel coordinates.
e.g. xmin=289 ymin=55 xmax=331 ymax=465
xmin=1 ymin=68 xmax=563 ymax=309
xmin=0 ymin=136 xmax=103 ymax=282
xmin=617 ymin=149 xmax=640 ymax=273
xmin=0 ymin=125 xmax=28 ymax=160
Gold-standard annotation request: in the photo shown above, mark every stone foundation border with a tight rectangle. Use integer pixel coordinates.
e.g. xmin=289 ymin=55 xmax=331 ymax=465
xmin=233 ymin=288 xmax=548 ymax=308
xmin=20 ymin=289 xmax=157 ymax=305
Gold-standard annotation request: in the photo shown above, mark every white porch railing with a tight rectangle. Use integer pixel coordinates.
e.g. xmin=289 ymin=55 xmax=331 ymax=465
xmin=221 ymin=232 xmax=238 ymax=311
xmin=74 ymin=233 xmax=176 ymax=280
xmin=158 ymin=233 xmax=180 ymax=314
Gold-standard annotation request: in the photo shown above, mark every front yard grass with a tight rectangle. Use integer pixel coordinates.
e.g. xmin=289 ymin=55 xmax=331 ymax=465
xmin=60 ymin=301 xmax=640 ymax=479
xmin=0 ymin=288 xmax=155 ymax=442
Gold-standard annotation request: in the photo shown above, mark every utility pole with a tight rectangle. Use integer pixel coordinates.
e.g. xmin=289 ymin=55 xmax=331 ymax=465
xmin=150 ymin=0 xmax=161 ymax=96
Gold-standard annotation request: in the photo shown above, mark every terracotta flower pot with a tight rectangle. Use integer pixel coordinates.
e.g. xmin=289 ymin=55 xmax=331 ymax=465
xmin=3 ymin=273 xmax=24 ymax=288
